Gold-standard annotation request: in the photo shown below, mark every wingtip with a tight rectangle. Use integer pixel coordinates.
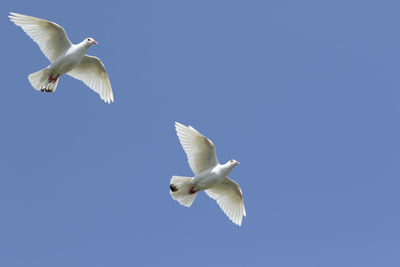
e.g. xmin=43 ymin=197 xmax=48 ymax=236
xmin=228 ymin=216 xmax=242 ymax=227
xmin=175 ymin=121 xmax=192 ymax=128
xmin=9 ymin=12 xmax=29 ymax=17
xmin=8 ymin=12 xmax=17 ymax=20
xmin=174 ymin=121 xmax=185 ymax=129
xmin=9 ymin=12 xmax=23 ymax=18
xmin=102 ymin=96 xmax=114 ymax=104
xmin=233 ymin=217 xmax=243 ymax=227
xmin=8 ymin=12 xmax=34 ymax=23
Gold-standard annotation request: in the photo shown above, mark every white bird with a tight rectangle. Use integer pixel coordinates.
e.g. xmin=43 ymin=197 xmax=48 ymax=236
xmin=9 ymin=12 xmax=114 ymax=103
xmin=170 ymin=122 xmax=246 ymax=226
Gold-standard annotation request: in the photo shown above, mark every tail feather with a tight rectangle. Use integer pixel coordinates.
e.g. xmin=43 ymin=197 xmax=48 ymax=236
xmin=28 ymin=67 xmax=59 ymax=92
xmin=170 ymin=176 xmax=197 ymax=207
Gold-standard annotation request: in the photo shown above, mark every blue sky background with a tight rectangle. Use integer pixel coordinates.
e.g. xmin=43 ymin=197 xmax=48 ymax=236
xmin=1 ymin=0 xmax=400 ymax=266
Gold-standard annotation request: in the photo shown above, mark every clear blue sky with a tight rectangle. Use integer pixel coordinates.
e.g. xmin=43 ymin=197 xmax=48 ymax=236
xmin=1 ymin=0 xmax=399 ymax=266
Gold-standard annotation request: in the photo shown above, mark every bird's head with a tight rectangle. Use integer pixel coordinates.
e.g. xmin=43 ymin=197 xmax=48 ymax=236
xmin=227 ymin=159 xmax=240 ymax=167
xmin=84 ymin=37 xmax=98 ymax=46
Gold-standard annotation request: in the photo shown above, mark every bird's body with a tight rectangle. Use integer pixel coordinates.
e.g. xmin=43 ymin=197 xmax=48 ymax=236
xmin=49 ymin=42 xmax=88 ymax=77
xmin=170 ymin=122 xmax=246 ymax=226
xmin=190 ymin=163 xmax=235 ymax=192
xmin=9 ymin=12 xmax=114 ymax=103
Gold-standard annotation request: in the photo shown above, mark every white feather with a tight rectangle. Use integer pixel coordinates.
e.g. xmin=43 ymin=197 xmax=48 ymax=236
xmin=171 ymin=122 xmax=246 ymax=226
xmin=205 ymin=178 xmax=246 ymax=226
xmin=9 ymin=12 xmax=114 ymax=103
xmin=9 ymin=12 xmax=71 ymax=61
xmin=175 ymin=122 xmax=218 ymax=175
xmin=67 ymin=55 xmax=114 ymax=103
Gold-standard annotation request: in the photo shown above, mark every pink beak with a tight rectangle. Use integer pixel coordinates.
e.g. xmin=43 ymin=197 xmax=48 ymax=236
xmin=93 ymin=40 xmax=98 ymax=45
xmin=236 ymin=161 xmax=240 ymax=165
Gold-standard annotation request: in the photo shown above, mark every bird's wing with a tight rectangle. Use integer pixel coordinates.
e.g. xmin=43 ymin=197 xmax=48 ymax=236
xmin=205 ymin=177 xmax=246 ymax=226
xmin=67 ymin=55 xmax=114 ymax=103
xmin=9 ymin=12 xmax=72 ymax=62
xmin=175 ymin=122 xmax=218 ymax=175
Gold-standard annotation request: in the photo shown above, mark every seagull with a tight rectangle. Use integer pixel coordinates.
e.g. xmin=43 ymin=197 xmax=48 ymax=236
xmin=170 ymin=122 xmax=246 ymax=226
xmin=9 ymin=12 xmax=114 ymax=103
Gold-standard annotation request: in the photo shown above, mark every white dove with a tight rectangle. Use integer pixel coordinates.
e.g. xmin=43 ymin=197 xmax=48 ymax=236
xmin=9 ymin=12 xmax=114 ymax=103
xmin=170 ymin=122 xmax=246 ymax=226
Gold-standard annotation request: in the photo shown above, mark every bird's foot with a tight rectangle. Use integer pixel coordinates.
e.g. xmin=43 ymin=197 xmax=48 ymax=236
xmin=48 ymin=72 xmax=59 ymax=83
xmin=48 ymin=72 xmax=53 ymax=82
xmin=189 ymin=185 xmax=198 ymax=195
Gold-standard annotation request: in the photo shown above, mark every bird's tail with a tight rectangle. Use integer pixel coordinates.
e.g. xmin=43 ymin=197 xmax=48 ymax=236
xmin=169 ymin=176 xmax=197 ymax=207
xmin=28 ymin=67 xmax=59 ymax=93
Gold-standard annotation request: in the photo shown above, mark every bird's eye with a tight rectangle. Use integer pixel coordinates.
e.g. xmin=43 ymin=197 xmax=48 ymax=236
xmin=87 ymin=38 xmax=90 ymax=41
xmin=230 ymin=160 xmax=233 ymax=162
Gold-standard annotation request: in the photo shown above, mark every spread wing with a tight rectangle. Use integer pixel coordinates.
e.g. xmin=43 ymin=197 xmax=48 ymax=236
xmin=175 ymin=122 xmax=218 ymax=175
xmin=9 ymin=12 xmax=72 ymax=62
xmin=67 ymin=55 xmax=114 ymax=103
xmin=205 ymin=177 xmax=246 ymax=226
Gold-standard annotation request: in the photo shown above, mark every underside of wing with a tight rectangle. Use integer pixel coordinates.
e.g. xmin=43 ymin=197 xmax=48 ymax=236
xmin=175 ymin=122 xmax=218 ymax=175
xmin=205 ymin=177 xmax=246 ymax=226
xmin=9 ymin=12 xmax=72 ymax=62
xmin=67 ymin=55 xmax=114 ymax=103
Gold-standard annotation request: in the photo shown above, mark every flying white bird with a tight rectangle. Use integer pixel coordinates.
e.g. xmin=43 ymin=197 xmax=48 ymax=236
xmin=170 ymin=122 xmax=246 ymax=226
xmin=9 ymin=12 xmax=114 ymax=103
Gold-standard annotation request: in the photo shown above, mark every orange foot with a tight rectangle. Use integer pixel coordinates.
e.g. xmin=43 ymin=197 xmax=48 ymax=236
xmin=189 ymin=185 xmax=198 ymax=195
xmin=48 ymin=73 xmax=59 ymax=83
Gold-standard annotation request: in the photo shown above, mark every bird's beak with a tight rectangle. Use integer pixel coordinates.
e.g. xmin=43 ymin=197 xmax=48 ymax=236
xmin=93 ymin=40 xmax=98 ymax=45
xmin=236 ymin=161 xmax=240 ymax=165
